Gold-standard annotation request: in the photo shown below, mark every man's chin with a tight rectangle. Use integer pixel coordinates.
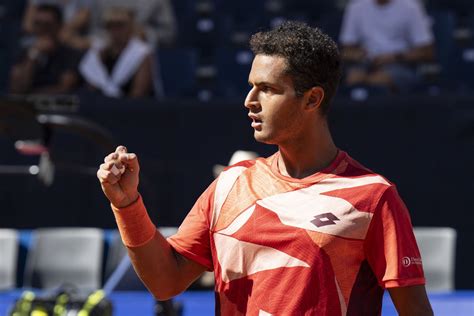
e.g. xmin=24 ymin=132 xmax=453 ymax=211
xmin=254 ymin=132 xmax=276 ymax=145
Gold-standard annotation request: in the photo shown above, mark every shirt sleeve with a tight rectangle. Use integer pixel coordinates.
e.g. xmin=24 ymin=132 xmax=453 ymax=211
xmin=339 ymin=2 xmax=361 ymax=45
xmin=364 ymin=185 xmax=425 ymax=289
xmin=167 ymin=180 xmax=217 ymax=271
xmin=405 ymin=2 xmax=434 ymax=47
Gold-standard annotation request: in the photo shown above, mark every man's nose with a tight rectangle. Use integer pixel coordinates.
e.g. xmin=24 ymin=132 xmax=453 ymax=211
xmin=244 ymin=87 xmax=259 ymax=110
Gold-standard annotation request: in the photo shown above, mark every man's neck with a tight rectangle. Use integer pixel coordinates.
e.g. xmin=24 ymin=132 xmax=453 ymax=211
xmin=277 ymin=120 xmax=338 ymax=179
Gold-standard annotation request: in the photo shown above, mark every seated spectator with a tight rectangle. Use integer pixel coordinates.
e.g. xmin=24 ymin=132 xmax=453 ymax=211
xmin=79 ymin=7 xmax=154 ymax=98
xmin=339 ymin=0 xmax=435 ymax=92
xmin=22 ymin=0 xmax=92 ymax=50
xmin=10 ymin=4 xmax=82 ymax=95
xmin=90 ymin=0 xmax=177 ymax=47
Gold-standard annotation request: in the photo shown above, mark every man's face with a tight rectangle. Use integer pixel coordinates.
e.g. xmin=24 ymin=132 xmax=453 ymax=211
xmin=105 ymin=17 xmax=133 ymax=46
xmin=245 ymin=54 xmax=307 ymax=145
xmin=33 ymin=10 xmax=60 ymax=37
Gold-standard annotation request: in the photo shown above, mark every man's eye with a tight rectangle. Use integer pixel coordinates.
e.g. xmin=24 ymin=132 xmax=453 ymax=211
xmin=261 ymin=86 xmax=271 ymax=92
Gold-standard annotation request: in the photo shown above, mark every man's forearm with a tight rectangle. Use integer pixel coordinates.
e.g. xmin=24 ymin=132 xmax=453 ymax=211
xmin=10 ymin=59 xmax=36 ymax=93
xmin=401 ymin=45 xmax=434 ymax=64
xmin=33 ymin=84 xmax=73 ymax=94
xmin=127 ymin=232 xmax=195 ymax=300
xmin=112 ymin=195 xmax=205 ymax=300
xmin=388 ymin=285 xmax=434 ymax=316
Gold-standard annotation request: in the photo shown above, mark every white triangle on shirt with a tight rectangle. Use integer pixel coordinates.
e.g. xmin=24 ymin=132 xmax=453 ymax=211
xmin=214 ymin=233 xmax=310 ymax=283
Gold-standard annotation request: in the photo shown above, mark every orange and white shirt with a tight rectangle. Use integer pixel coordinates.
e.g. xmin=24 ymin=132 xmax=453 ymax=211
xmin=167 ymin=150 xmax=425 ymax=315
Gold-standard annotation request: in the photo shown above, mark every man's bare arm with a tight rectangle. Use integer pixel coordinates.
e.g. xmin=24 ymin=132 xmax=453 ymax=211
xmin=129 ymin=54 xmax=153 ymax=98
xmin=127 ymin=231 xmax=207 ymax=300
xmin=97 ymin=146 xmax=208 ymax=300
xmin=402 ymin=44 xmax=435 ymax=63
xmin=341 ymin=45 xmax=367 ymax=63
xmin=388 ymin=285 xmax=433 ymax=316
xmin=372 ymin=44 xmax=435 ymax=67
xmin=9 ymin=58 xmax=36 ymax=93
xmin=32 ymin=71 xmax=78 ymax=94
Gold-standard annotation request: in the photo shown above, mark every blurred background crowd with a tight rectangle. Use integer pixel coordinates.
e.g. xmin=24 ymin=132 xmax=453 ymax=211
xmin=1 ymin=0 xmax=474 ymax=100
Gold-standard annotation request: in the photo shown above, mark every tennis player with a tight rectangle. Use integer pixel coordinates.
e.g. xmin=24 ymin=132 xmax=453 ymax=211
xmin=98 ymin=21 xmax=433 ymax=315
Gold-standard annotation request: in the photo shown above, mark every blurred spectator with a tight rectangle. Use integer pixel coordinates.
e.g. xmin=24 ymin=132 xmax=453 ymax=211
xmin=90 ymin=0 xmax=177 ymax=47
xmin=79 ymin=7 xmax=154 ymax=98
xmin=10 ymin=4 xmax=82 ymax=94
xmin=22 ymin=0 xmax=92 ymax=50
xmin=339 ymin=0 xmax=434 ymax=92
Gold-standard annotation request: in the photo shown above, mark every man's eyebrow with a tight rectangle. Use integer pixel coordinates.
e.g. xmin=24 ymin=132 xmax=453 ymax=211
xmin=248 ymin=81 xmax=274 ymax=86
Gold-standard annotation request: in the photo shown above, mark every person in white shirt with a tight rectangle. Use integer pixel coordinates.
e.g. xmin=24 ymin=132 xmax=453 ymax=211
xmin=339 ymin=0 xmax=435 ymax=92
xmin=90 ymin=0 xmax=177 ymax=47
xmin=79 ymin=7 xmax=155 ymax=98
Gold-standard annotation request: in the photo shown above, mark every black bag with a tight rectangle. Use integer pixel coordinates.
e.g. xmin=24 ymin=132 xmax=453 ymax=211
xmin=9 ymin=288 xmax=112 ymax=316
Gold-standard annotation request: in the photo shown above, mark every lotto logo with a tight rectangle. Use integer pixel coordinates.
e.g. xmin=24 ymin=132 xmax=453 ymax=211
xmin=311 ymin=213 xmax=340 ymax=227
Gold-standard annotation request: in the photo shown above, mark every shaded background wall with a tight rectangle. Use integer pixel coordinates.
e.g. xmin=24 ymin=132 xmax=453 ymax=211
xmin=0 ymin=93 xmax=472 ymax=288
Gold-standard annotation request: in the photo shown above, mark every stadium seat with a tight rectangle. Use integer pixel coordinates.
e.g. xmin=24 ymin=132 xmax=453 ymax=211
xmin=428 ymin=0 xmax=474 ymax=17
xmin=338 ymin=84 xmax=390 ymax=101
xmin=413 ymin=227 xmax=457 ymax=292
xmin=214 ymin=0 xmax=265 ymax=21
xmin=0 ymin=229 xmax=19 ymax=290
xmin=177 ymin=5 xmax=219 ymax=50
xmin=215 ymin=48 xmax=254 ymax=98
xmin=429 ymin=10 xmax=458 ymax=82
xmin=317 ymin=10 xmax=344 ymax=42
xmin=156 ymin=49 xmax=198 ymax=98
xmin=23 ymin=228 xmax=103 ymax=292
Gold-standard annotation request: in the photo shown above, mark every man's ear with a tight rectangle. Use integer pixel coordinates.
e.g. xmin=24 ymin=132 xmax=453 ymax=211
xmin=305 ymin=86 xmax=325 ymax=111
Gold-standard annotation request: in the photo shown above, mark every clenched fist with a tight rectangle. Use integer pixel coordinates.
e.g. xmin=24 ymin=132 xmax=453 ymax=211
xmin=97 ymin=145 xmax=140 ymax=208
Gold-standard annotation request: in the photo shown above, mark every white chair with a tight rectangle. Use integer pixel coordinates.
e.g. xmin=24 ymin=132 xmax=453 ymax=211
xmin=24 ymin=228 xmax=104 ymax=292
xmin=0 ymin=229 xmax=19 ymax=290
xmin=413 ymin=227 xmax=457 ymax=292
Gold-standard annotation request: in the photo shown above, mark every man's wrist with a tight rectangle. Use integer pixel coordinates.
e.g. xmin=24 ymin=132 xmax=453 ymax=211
xmin=112 ymin=192 xmax=140 ymax=209
xmin=111 ymin=194 xmax=157 ymax=247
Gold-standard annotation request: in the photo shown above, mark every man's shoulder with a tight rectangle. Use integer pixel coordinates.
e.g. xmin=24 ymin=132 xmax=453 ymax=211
xmin=338 ymin=151 xmax=394 ymax=188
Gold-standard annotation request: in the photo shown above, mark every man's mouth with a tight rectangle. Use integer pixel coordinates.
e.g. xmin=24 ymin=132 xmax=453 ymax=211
xmin=248 ymin=114 xmax=263 ymax=129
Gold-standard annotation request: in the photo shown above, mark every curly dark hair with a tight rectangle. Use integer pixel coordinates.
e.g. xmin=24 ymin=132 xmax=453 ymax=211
xmin=250 ymin=21 xmax=341 ymax=115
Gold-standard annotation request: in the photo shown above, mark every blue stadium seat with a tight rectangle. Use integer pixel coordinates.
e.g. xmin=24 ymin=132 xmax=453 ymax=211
xmin=215 ymin=48 xmax=254 ymax=98
xmin=338 ymin=85 xmax=390 ymax=101
xmin=0 ymin=0 xmax=26 ymax=19
xmin=156 ymin=48 xmax=198 ymax=98
xmin=427 ymin=0 xmax=474 ymax=17
xmin=429 ymin=11 xmax=459 ymax=82
xmin=317 ymin=10 xmax=344 ymax=42
xmin=175 ymin=1 xmax=220 ymax=50
xmin=214 ymin=0 xmax=265 ymax=20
